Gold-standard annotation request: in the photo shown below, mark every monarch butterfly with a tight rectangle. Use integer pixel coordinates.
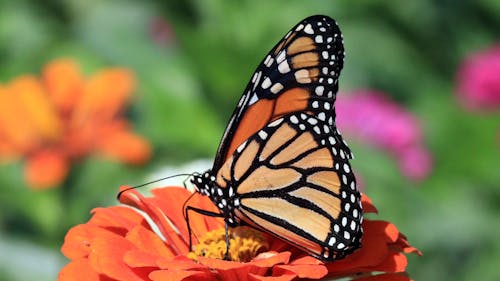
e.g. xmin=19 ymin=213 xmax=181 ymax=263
xmin=189 ymin=15 xmax=362 ymax=261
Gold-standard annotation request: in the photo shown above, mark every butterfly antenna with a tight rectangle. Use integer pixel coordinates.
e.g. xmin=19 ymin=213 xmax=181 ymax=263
xmin=117 ymin=173 xmax=194 ymax=200
xmin=183 ymin=172 xmax=200 ymax=190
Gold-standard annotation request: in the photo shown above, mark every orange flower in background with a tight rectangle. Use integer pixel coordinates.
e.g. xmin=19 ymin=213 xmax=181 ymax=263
xmin=59 ymin=186 xmax=421 ymax=281
xmin=0 ymin=59 xmax=151 ymax=189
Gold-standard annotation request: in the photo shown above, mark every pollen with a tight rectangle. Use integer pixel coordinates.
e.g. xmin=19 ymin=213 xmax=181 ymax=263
xmin=188 ymin=226 xmax=269 ymax=262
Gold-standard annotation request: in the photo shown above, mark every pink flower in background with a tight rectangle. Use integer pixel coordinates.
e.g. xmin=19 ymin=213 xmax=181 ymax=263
xmin=456 ymin=45 xmax=500 ymax=111
xmin=149 ymin=17 xmax=175 ymax=46
xmin=336 ymin=90 xmax=432 ymax=181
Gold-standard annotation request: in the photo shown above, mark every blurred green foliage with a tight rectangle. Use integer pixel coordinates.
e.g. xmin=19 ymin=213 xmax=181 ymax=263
xmin=0 ymin=0 xmax=499 ymax=280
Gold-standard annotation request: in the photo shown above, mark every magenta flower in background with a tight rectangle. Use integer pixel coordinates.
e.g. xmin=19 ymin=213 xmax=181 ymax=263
xmin=336 ymin=90 xmax=433 ymax=181
xmin=456 ymin=45 xmax=500 ymax=111
xmin=149 ymin=17 xmax=175 ymax=46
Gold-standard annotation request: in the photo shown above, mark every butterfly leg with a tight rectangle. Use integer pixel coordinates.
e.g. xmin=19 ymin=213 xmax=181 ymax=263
xmin=183 ymin=205 xmax=226 ymax=255
xmin=224 ymin=221 xmax=230 ymax=260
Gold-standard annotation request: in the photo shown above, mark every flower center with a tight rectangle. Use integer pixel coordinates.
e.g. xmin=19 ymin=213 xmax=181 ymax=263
xmin=188 ymin=226 xmax=269 ymax=262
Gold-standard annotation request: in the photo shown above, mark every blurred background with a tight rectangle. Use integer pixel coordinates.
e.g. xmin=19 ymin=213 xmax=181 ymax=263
xmin=0 ymin=0 xmax=499 ymax=280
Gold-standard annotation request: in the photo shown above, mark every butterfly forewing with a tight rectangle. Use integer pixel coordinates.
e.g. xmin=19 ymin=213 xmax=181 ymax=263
xmin=216 ymin=113 xmax=362 ymax=261
xmin=214 ymin=15 xmax=347 ymax=169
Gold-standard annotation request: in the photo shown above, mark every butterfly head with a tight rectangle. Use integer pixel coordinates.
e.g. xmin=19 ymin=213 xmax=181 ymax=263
xmin=191 ymin=170 xmax=214 ymax=196
xmin=191 ymin=170 xmax=240 ymax=226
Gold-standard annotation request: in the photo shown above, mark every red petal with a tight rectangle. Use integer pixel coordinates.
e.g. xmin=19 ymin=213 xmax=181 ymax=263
xmin=196 ymin=252 xmax=291 ymax=281
xmin=149 ymin=269 xmax=217 ymax=281
xmin=248 ymin=272 xmax=296 ymax=281
xmin=124 ymin=249 xmax=162 ymax=268
xmin=289 ymin=255 xmax=324 ymax=265
xmin=118 ymin=187 xmax=190 ymax=255
xmin=88 ymin=206 xmax=147 ymax=232
xmin=88 ymin=236 xmax=149 ymax=281
xmin=251 ymin=251 xmax=291 ymax=267
xmin=371 ymin=252 xmax=408 ymax=273
xmin=150 ymin=187 xmax=195 ymax=239
xmin=395 ymin=233 xmax=422 ymax=256
xmin=156 ymin=256 xmax=210 ymax=271
xmin=382 ymin=222 xmax=400 ymax=243
xmin=273 ymin=264 xmax=327 ymax=279
xmin=61 ymin=225 xmax=92 ymax=259
xmin=58 ymin=258 xmax=112 ymax=281
xmin=125 ymin=225 xmax=176 ymax=261
xmin=61 ymin=223 xmax=122 ymax=260
xmin=326 ymin=220 xmax=391 ymax=274
xmin=361 ymin=194 xmax=378 ymax=213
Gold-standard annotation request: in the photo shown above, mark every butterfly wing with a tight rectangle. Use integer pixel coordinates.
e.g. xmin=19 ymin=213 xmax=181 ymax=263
xmin=213 ymin=15 xmax=349 ymax=170
xmin=214 ymin=113 xmax=362 ymax=261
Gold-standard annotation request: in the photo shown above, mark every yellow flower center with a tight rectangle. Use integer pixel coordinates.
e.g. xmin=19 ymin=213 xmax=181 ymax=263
xmin=188 ymin=226 xmax=269 ymax=262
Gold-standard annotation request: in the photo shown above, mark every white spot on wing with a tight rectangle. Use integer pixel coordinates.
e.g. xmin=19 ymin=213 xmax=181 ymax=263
xmin=315 ymin=86 xmax=324 ymax=95
xmin=304 ymin=24 xmax=314 ymax=34
xmin=269 ymin=118 xmax=284 ymax=127
xmin=264 ymin=55 xmax=274 ymax=67
xmin=328 ymin=237 xmax=336 ymax=246
xmin=277 ymin=50 xmax=286 ymax=64
xmin=252 ymin=71 xmax=262 ymax=90
xmin=248 ymin=94 xmax=259 ymax=105
xmin=278 ymin=60 xmax=290 ymax=73
xmin=258 ymin=131 xmax=268 ymax=140
xmin=261 ymin=77 xmax=272 ymax=89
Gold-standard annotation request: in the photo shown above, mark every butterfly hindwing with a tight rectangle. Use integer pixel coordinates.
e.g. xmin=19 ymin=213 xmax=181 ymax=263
xmin=214 ymin=113 xmax=362 ymax=261
xmin=214 ymin=15 xmax=348 ymax=169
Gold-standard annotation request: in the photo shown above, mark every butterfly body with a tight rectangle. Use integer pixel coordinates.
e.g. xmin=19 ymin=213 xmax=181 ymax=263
xmin=192 ymin=15 xmax=362 ymax=261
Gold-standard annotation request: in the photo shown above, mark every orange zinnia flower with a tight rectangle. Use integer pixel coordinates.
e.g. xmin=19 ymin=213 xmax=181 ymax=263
xmin=0 ymin=59 xmax=151 ymax=189
xmin=59 ymin=186 xmax=421 ymax=281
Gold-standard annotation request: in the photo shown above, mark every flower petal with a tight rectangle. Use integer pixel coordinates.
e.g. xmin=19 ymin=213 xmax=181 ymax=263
xmin=58 ymin=258 xmax=112 ymax=281
xmin=61 ymin=206 xmax=147 ymax=260
xmin=248 ymin=272 xmax=296 ymax=281
xmin=119 ymin=186 xmax=190 ymax=255
xmin=125 ymin=225 xmax=176 ymax=261
xmin=195 ymin=251 xmax=290 ymax=281
xmin=326 ymin=220 xmax=392 ymax=274
xmin=89 ymin=206 xmax=147 ymax=231
xmin=273 ymin=264 xmax=327 ymax=279
xmin=25 ymin=149 xmax=68 ymax=189
xmin=89 ymin=236 xmax=150 ymax=281
xmin=361 ymin=194 xmax=378 ymax=213
xmin=43 ymin=58 xmax=84 ymax=112
xmin=149 ymin=269 xmax=217 ymax=281
xmin=156 ymin=256 xmax=211 ymax=271
xmin=251 ymin=251 xmax=291 ymax=267
xmin=61 ymin=224 xmax=97 ymax=260
xmin=0 ymin=85 xmax=38 ymax=153
xmin=97 ymin=121 xmax=151 ymax=165
xmin=74 ymin=68 xmax=135 ymax=124
xmin=152 ymin=187 xmax=224 ymax=240
xmin=9 ymin=75 xmax=62 ymax=142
